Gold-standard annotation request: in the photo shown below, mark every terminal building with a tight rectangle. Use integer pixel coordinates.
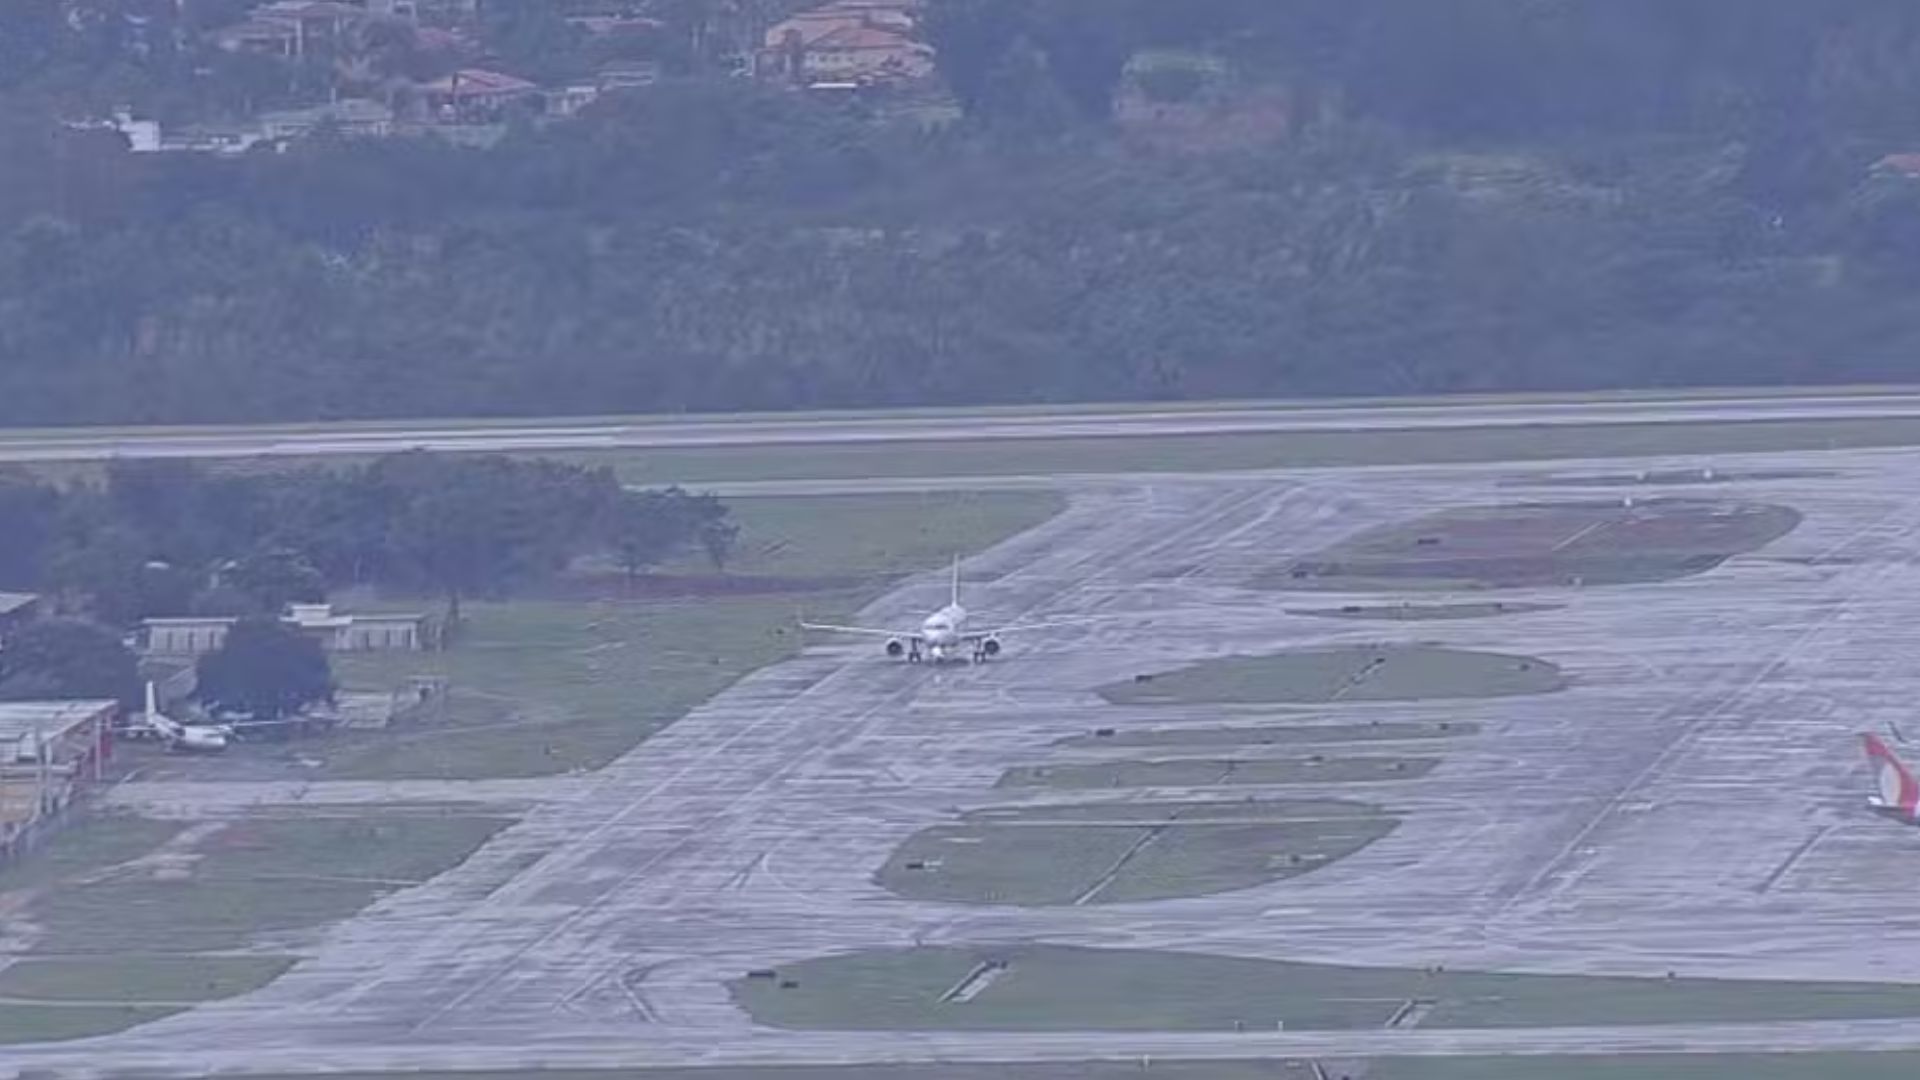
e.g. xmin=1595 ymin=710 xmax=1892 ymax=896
xmin=142 ymin=604 xmax=433 ymax=656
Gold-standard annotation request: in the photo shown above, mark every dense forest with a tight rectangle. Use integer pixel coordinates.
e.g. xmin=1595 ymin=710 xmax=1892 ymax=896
xmin=8 ymin=1 xmax=1920 ymax=424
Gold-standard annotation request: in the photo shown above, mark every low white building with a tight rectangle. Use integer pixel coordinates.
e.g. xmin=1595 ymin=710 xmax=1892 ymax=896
xmin=143 ymin=604 xmax=432 ymax=656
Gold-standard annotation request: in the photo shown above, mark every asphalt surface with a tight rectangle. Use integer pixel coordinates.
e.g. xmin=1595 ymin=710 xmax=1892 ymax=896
xmin=16 ymin=425 xmax=1920 ymax=1074
xmin=15 ymin=390 xmax=1920 ymax=462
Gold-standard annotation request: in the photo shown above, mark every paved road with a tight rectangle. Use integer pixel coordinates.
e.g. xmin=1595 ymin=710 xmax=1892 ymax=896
xmin=10 ymin=391 xmax=1920 ymax=463
xmin=19 ymin=440 xmax=1920 ymax=1075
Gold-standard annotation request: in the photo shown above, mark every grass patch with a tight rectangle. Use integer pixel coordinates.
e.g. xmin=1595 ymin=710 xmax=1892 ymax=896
xmin=733 ymin=944 xmax=1920 ymax=1032
xmin=1101 ymin=647 xmax=1565 ymax=706
xmin=314 ymin=491 xmax=1062 ymax=780
xmin=0 ymin=955 xmax=291 ymax=1004
xmin=0 ymin=813 xmax=493 ymax=1043
xmin=1055 ymin=721 xmax=1475 ymax=750
xmin=877 ymin=800 xmax=1394 ymax=906
xmin=0 ymin=1004 xmax=181 ymax=1045
xmin=998 ymin=756 xmax=1437 ymax=790
xmin=1264 ymin=498 xmax=1801 ymax=592
xmin=26 ymin=813 xmax=509 ymax=955
xmin=0 ymin=813 xmax=180 ymax=895
xmin=595 ymin=416 xmax=1920 ymax=485
xmin=691 ymin=492 xmax=1067 ymax=580
xmin=1293 ymin=602 xmax=1559 ymax=622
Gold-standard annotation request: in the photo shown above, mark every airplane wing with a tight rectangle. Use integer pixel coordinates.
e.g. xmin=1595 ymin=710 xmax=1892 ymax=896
xmin=799 ymin=621 xmax=921 ymax=640
xmin=960 ymin=618 xmax=1097 ymax=641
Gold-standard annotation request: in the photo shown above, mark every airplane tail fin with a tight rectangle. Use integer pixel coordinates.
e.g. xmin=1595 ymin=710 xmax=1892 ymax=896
xmin=951 ymin=555 xmax=962 ymax=608
xmin=1864 ymin=732 xmax=1920 ymax=820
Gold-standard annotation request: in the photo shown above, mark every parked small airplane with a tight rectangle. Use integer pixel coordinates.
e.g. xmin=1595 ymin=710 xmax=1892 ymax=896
xmin=1864 ymin=731 xmax=1920 ymax=822
xmin=128 ymin=683 xmax=233 ymax=753
xmin=800 ymin=559 xmax=1074 ymax=664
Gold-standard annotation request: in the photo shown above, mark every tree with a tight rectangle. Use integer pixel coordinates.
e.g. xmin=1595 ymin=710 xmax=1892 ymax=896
xmin=924 ymin=0 xmax=1027 ymax=116
xmin=699 ymin=510 xmax=740 ymax=572
xmin=50 ymin=524 xmax=197 ymax=626
xmin=0 ymin=471 xmax=60 ymax=589
xmin=196 ymin=618 xmax=332 ymax=721
xmin=377 ymin=453 xmax=617 ymax=621
xmin=0 ymin=0 xmax=67 ymax=93
xmin=604 ymin=489 xmax=686 ymax=586
xmin=1032 ymin=0 xmax=1135 ymax=121
xmin=0 ymin=617 xmax=140 ymax=705
xmin=220 ymin=546 xmax=326 ymax=616
xmin=600 ymin=486 xmax=736 ymax=582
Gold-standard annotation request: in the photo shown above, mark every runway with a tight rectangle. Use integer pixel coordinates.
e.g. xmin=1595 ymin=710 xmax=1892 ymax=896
xmin=19 ymin=433 xmax=1920 ymax=1073
xmin=12 ymin=388 xmax=1920 ymax=463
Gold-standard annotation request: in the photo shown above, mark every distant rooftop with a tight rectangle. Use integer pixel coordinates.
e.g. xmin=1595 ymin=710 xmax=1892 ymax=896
xmin=0 ymin=593 xmax=37 ymax=617
xmin=424 ymin=69 xmax=539 ymax=97
xmin=0 ymin=701 xmax=117 ymax=746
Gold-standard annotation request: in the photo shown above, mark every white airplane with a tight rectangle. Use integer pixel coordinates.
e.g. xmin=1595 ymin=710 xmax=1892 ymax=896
xmin=128 ymin=681 xmax=232 ymax=753
xmin=800 ymin=559 xmax=1070 ymax=664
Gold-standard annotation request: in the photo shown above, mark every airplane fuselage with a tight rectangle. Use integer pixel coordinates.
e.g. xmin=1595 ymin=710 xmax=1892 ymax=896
xmin=919 ymin=603 xmax=968 ymax=657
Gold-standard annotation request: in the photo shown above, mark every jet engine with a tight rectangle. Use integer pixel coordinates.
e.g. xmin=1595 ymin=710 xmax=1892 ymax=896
xmin=981 ymin=636 xmax=1003 ymax=658
xmin=885 ymin=639 xmax=906 ymax=658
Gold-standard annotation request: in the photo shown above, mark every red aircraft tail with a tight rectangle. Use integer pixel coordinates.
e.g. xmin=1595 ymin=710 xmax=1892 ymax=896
xmin=1864 ymin=733 xmax=1920 ymax=821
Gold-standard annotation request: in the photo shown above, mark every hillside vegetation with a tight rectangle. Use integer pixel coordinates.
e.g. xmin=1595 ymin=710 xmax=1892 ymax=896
xmin=7 ymin=1 xmax=1920 ymax=424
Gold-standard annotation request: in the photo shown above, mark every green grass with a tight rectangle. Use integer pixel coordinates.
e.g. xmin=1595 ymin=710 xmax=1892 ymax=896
xmin=26 ymin=813 xmax=509 ymax=955
xmin=325 ymin=596 xmax=822 ymax=780
xmin=689 ymin=492 xmax=1068 ymax=579
xmin=998 ymin=756 xmax=1438 ymax=790
xmin=1100 ymin=647 xmax=1565 ymax=706
xmin=733 ymin=944 xmax=1920 ymax=1033
xmin=1263 ymin=498 xmax=1802 ymax=593
xmin=0 ymin=955 xmax=292 ymax=1004
xmin=594 ymin=415 xmax=1920 ymax=485
xmin=0 ymin=812 xmax=502 ymax=1044
xmin=1054 ymin=721 xmax=1476 ymax=750
xmin=316 ymin=491 xmax=1063 ymax=780
xmin=877 ymin=800 xmax=1395 ymax=906
xmin=0 ymin=1004 xmax=181 ymax=1045
xmin=0 ymin=813 xmax=180 ymax=895
xmin=1292 ymin=602 xmax=1560 ymax=622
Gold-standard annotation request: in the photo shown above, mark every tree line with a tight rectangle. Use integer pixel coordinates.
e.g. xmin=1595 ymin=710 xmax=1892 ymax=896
xmin=0 ymin=453 xmax=736 ymax=627
xmin=7 ymin=5 xmax=1920 ymax=425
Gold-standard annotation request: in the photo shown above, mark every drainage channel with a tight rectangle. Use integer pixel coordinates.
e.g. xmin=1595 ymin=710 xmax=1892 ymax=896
xmin=939 ymin=960 xmax=1012 ymax=1004
xmin=1385 ymin=998 xmax=1437 ymax=1029
xmin=1073 ymin=824 xmax=1168 ymax=906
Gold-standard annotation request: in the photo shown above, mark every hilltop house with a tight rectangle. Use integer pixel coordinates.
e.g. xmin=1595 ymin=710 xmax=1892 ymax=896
xmin=756 ymin=0 xmax=932 ymax=86
xmin=215 ymin=1 xmax=368 ymax=58
xmin=420 ymin=68 xmax=542 ymax=122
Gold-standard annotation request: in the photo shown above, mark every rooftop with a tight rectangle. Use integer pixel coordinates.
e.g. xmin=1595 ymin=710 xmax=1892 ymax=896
xmin=144 ymin=605 xmax=426 ymax=628
xmin=424 ymin=69 xmax=539 ymax=97
xmin=255 ymin=1 xmax=367 ymax=19
xmin=812 ymin=24 xmax=927 ymax=51
xmin=0 ymin=592 xmax=37 ymax=617
xmin=0 ymin=701 xmax=118 ymax=743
